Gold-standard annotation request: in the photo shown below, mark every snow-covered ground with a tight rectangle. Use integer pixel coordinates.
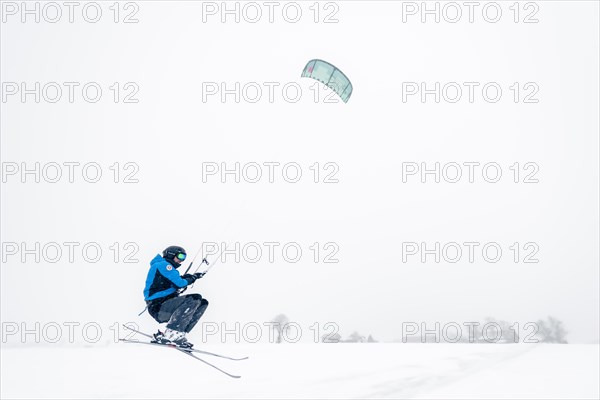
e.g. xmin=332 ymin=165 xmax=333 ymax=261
xmin=1 ymin=343 xmax=598 ymax=399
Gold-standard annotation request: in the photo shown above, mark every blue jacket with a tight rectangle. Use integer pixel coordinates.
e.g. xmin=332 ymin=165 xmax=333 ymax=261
xmin=143 ymin=254 xmax=189 ymax=301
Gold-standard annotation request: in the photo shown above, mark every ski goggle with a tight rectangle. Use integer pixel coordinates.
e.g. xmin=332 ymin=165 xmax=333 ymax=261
xmin=176 ymin=252 xmax=187 ymax=261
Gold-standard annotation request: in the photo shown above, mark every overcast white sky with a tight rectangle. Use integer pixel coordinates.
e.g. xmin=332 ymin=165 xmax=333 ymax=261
xmin=1 ymin=1 xmax=598 ymax=344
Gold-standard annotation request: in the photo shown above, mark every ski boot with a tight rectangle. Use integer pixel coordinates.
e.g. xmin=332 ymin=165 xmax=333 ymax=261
xmin=151 ymin=329 xmax=165 ymax=343
xmin=153 ymin=328 xmax=194 ymax=349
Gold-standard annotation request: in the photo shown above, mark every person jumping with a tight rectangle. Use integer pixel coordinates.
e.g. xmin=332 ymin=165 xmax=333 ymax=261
xmin=143 ymin=245 xmax=208 ymax=349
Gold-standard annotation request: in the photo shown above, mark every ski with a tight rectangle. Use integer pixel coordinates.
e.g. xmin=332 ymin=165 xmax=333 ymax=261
xmin=122 ymin=324 xmax=153 ymax=339
xmin=120 ymin=339 xmax=242 ymax=378
xmin=174 ymin=347 xmax=242 ymax=379
xmin=121 ymin=325 xmax=249 ymax=361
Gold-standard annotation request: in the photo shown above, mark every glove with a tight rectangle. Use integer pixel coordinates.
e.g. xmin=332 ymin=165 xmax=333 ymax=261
xmin=182 ymin=274 xmax=198 ymax=285
xmin=182 ymin=272 xmax=205 ymax=285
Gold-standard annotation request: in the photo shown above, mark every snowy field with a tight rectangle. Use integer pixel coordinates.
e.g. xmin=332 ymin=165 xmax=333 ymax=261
xmin=1 ymin=343 xmax=598 ymax=399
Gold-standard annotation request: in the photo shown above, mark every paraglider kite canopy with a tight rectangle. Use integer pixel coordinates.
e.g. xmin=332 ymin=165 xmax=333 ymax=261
xmin=301 ymin=59 xmax=353 ymax=103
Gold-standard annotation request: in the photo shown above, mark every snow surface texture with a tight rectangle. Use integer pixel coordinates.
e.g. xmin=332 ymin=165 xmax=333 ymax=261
xmin=1 ymin=343 xmax=598 ymax=399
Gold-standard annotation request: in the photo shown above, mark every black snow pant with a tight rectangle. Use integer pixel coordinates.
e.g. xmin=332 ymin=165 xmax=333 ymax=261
xmin=148 ymin=294 xmax=209 ymax=333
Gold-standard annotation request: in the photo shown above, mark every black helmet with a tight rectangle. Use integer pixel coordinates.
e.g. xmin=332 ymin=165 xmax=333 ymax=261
xmin=163 ymin=245 xmax=187 ymax=261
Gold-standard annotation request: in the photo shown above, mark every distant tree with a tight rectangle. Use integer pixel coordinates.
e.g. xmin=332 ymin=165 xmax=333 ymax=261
xmin=270 ymin=314 xmax=290 ymax=344
xmin=498 ymin=319 xmax=519 ymax=343
xmin=481 ymin=317 xmax=518 ymax=343
xmin=547 ymin=316 xmax=568 ymax=343
xmin=322 ymin=332 xmax=342 ymax=343
xmin=535 ymin=316 xmax=568 ymax=343
xmin=366 ymin=335 xmax=378 ymax=343
xmin=346 ymin=331 xmax=366 ymax=343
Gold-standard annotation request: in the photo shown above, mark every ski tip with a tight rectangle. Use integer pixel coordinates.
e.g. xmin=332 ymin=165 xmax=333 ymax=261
xmin=119 ymin=338 xmax=140 ymax=343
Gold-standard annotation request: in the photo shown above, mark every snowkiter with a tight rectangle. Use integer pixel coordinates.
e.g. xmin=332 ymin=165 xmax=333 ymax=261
xmin=143 ymin=245 xmax=208 ymax=348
